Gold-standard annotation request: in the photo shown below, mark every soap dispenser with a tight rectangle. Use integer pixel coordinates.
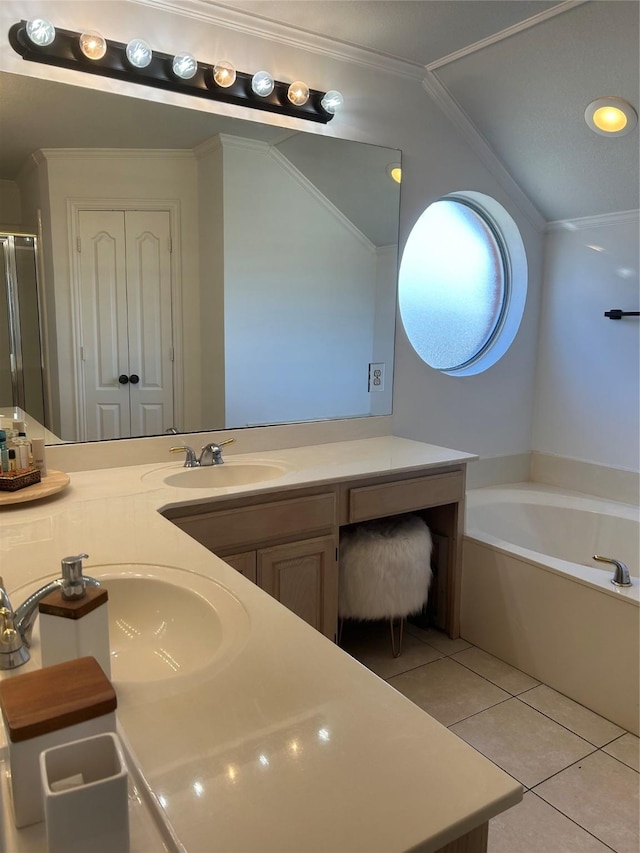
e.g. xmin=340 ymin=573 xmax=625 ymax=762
xmin=39 ymin=555 xmax=111 ymax=678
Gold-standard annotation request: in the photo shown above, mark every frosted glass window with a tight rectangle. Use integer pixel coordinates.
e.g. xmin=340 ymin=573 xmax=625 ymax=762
xmin=399 ymin=198 xmax=509 ymax=371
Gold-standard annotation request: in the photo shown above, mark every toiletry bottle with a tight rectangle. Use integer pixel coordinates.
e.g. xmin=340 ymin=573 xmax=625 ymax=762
xmin=39 ymin=554 xmax=111 ymax=678
xmin=7 ymin=449 xmax=17 ymax=473
xmin=0 ymin=430 xmax=8 ymax=474
xmin=31 ymin=437 xmax=47 ymax=477
xmin=16 ymin=432 xmax=30 ymax=469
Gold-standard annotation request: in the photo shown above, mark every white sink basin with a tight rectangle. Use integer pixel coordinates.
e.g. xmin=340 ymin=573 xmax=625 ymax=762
xmin=20 ymin=565 xmax=250 ymax=686
xmin=162 ymin=461 xmax=287 ymax=489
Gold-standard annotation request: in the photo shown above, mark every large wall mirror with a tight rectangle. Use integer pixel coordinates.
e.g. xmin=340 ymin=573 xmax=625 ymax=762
xmin=0 ymin=72 xmax=401 ymax=444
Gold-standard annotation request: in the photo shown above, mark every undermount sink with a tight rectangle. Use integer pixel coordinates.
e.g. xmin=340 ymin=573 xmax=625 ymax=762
xmin=23 ymin=565 xmax=250 ymax=686
xmin=162 ymin=461 xmax=287 ymax=489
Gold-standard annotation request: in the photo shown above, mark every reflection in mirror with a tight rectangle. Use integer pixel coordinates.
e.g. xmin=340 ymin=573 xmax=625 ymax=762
xmin=0 ymin=72 xmax=401 ymax=444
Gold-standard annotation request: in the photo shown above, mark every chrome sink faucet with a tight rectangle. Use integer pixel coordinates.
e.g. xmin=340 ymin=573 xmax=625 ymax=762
xmin=170 ymin=438 xmax=235 ymax=467
xmin=0 ymin=555 xmax=101 ymax=670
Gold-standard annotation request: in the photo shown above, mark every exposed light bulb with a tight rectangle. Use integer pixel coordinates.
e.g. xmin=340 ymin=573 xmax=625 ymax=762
xmin=320 ymin=90 xmax=343 ymax=114
xmin=288 ymin=81 xmax=309 ymax=106
xmin=213 ymin=61 xmax=236 ymax=88
xmin=126 ymin=38 xmax=153 ymax=69
xmin=251 ymin=70 xmax=275 ymax=97
xmin=79 ymin=31 xmax=107 ymax=61
xmin=26 ymin=18 xmax=56 ymax=47
xmin=172 ymin=52 xmax=198 ymax=80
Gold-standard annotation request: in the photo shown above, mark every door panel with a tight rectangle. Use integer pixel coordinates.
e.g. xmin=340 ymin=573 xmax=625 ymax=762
xmin=79 ymin=211 xmax=130 ymax=440
xmin=126 ymin=212 xmax=173 ymax=438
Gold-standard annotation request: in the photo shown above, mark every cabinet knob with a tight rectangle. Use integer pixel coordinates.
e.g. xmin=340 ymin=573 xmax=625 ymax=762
xmin=118 ymin=374 xmax=129 ymax=385
xmin=129 ymin=374 xmax=140 ymax=385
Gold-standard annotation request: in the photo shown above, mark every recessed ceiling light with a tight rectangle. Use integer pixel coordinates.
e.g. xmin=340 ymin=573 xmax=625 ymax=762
xmin=386 ymin=163 xmax=402 ymax=184
xmin=584 ymin=97 xmax=638 ymax=137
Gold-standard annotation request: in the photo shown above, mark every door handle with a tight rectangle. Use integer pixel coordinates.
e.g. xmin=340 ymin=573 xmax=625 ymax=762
xmin=118 ymin=374 xmax=129 ymax=385
xmin=129 ymin=374 xmax=140 ymax=384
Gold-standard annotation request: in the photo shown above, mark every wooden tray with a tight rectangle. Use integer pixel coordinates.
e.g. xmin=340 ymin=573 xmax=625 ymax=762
xmin=0 ymin=470 xmax=70 ymax=506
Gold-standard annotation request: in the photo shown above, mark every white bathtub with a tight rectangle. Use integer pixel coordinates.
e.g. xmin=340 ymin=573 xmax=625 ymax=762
xmin=461 ymin=484 xmax=639 ymax=735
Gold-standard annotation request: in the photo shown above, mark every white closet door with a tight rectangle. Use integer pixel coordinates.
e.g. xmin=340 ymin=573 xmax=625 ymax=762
xmin=124 ymin=211 xmax=173 ymax=438
xmin=78 ymin=209 xmax=174 ymax=441
xmin=78 ymin=210 xmax=130 ymax=441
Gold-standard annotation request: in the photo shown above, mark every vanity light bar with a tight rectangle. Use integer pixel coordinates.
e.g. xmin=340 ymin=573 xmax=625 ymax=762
xmin=9 ymin=21 xmax=337 ymax=124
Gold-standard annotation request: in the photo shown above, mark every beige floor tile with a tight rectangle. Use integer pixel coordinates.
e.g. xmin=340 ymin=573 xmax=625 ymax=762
xmin=519 ymin=684 xmax=626 ymax=746
xmin=405 ymin=622 xmax=472 ymax=655
xmin=602 ymin=732 xmax=640 ymax=772
xmin=450 ymin=698 xmax=595 ymax=788
xmin=340 ymin=620 xmax=443 ymax=678
xmin=452 ymin=647 xmax=539 ymax=695
xmin=534 ymin=751 xmax=640 ymax=853
xmin=488 ymin=791 xmax=611 ymax=852
xmin=388 ymin=658 xmax=509 ymax=726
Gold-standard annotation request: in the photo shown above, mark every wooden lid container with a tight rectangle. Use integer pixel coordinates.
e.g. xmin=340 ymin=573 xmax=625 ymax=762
xmin=0 ymin=656 xmax=117 ymax=743
xmin=38 ymin=586 xmax=109 ymax=620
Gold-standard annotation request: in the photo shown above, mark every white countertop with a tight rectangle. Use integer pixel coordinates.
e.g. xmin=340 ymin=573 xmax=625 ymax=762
xmin=0 ymin=436 xmax=521 ymax=852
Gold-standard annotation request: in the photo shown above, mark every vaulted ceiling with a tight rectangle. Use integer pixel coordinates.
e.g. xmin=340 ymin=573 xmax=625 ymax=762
xmin=214 ymin=0 xmax=640 ymax=222
xmin=1 ymin=1 xmax=638 ymax=225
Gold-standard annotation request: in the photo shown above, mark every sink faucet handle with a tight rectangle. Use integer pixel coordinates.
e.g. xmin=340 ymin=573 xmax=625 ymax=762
xmin=170 ymin=445 xmax=199 ymax=467
xmin=0 ymin=576 xmax=12 ymax=612
xmin=199 ymin=438 xmax=235 ymax=466
xmin=0 ymin=606 xmax=30 ymax=668
xmin=60 ymin=553 xmax=90 ymax=600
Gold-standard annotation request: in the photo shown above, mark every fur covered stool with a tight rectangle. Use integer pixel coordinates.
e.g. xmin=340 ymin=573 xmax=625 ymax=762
xmin=339 ymin=513 xmax=433 ymax=657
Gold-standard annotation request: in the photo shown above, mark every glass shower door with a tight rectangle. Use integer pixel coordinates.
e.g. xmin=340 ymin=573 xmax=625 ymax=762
xmin=0 ymin=234 xmax=46 ymax=424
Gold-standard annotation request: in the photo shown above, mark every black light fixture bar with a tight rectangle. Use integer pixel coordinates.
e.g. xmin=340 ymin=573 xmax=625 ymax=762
xmin=9 ymin=21 xmax=334 ymax=123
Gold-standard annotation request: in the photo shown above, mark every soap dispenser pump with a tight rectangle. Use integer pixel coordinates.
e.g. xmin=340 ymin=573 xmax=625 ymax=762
xmin=39 ymin=555 xmax=111 ymax=677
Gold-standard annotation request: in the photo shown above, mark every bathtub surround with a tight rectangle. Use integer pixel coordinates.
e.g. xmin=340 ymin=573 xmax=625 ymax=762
xmin=462 ymin=484 xmax=639 ymax=734
xmin=531 ymin=451 xmax=640 ymax=505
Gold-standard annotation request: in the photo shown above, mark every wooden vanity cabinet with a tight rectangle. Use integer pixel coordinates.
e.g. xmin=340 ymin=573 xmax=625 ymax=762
xmin=163 ymin=463 xmax=466 ymax=641
xmin=164 ymin=486 xmax=340 ymax=639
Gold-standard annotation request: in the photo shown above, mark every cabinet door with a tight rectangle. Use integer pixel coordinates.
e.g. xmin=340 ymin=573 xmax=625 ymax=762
xmin=225 ymin=551 xmax=257 ymax=584
xmin=258 ymin=536 xmax=338 ymax=640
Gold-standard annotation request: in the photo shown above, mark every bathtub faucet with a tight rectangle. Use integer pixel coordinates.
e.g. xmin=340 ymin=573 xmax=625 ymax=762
xmin=592 ymin=555 xmax=632 ymax=587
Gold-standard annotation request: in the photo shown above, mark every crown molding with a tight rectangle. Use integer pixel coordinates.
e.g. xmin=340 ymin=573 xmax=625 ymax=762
xmin=129 ymin=0 xmax=426 ymax=81
xmin=425 ymin=0 xmax=589 ymax=71
xmin=546 ymin=209 xmax=640 ymax=233
xmin=422 ymin=72 xmax=546 ymax=233
xmin=39 ymin=148 xmax=193 ymax=161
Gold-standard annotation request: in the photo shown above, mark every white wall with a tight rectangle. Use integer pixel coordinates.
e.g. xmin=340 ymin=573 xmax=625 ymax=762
xmin=0 ymin=0 xmax=545 ymax=462
xmin=221 ymin=137 xmax=378 ymax=426
xmin=0 ymin=180 xmax=22 ymax=231
xmin=533 ymin=212 xmax=640 ymax=472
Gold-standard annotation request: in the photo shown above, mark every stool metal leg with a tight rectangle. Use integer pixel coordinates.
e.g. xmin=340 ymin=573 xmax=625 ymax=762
xmin=389 ymin=616 xmax=405 ymax=658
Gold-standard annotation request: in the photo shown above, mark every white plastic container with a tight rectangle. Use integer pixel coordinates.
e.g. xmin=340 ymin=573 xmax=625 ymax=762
xmin=40 ymin=731 xmax=129 ymax=853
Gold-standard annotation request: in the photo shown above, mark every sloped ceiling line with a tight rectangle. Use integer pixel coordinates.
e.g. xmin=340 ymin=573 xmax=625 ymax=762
xmin=424 ymin=0 xmax=589 ymax=71
xmin=422 ymin=71 xmax=547 ymax=233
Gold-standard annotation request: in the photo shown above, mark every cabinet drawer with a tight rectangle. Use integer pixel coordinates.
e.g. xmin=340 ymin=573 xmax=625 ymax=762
xmin=349 ymin=471 xmax=463 ymax=523
xmin=177 ymin=492 xmax=336 ymax=552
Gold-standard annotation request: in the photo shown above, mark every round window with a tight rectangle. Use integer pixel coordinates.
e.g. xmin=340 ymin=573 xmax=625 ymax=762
xmin=398 ymin=192 xmax=527 ymax=376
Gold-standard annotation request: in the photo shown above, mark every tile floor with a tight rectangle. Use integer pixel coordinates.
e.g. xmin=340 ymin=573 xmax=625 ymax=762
xmin=340 ymin=620 xmax=640 ymax=853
